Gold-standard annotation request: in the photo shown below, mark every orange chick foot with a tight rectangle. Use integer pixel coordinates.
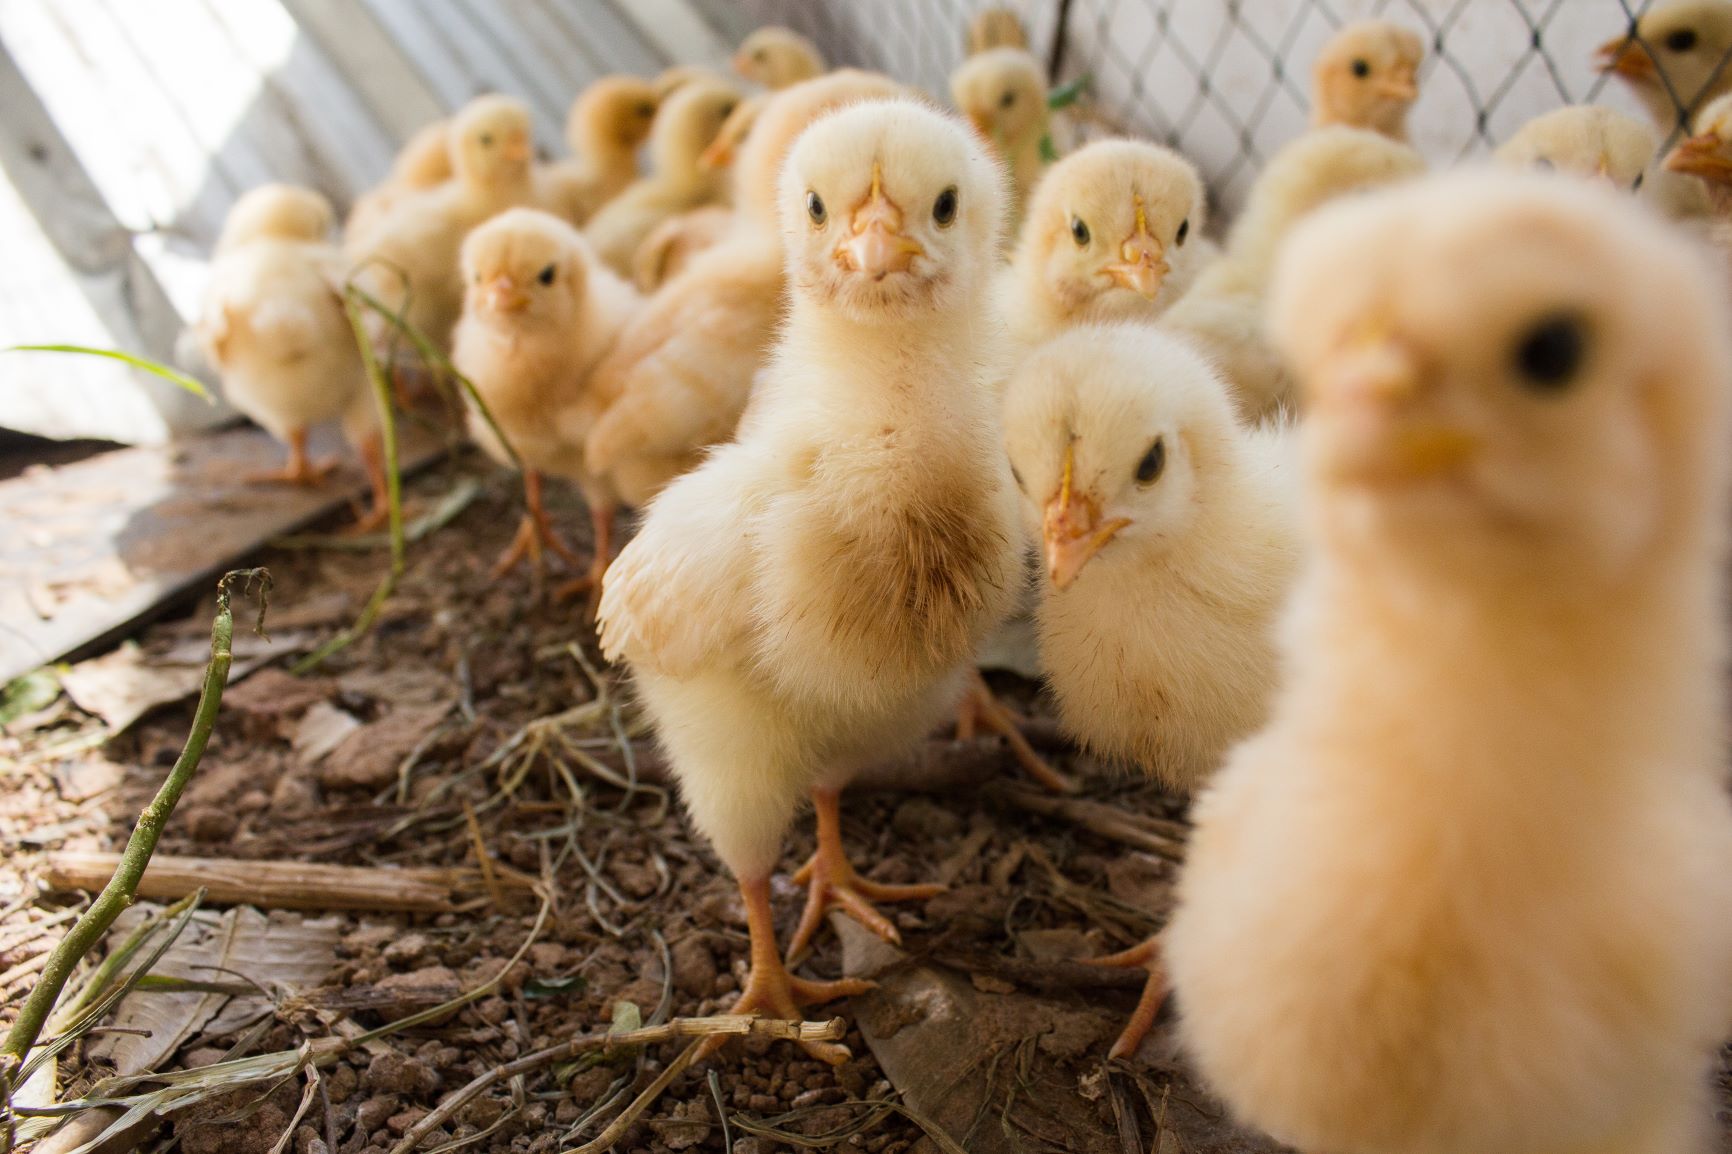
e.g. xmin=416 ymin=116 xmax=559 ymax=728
xmin=246 ymin=456 xmax=338 ymax=486
xmin=960 ymin=675 xmax=1080 ymax=794
xmin=787 ymin=852 xmax=943 ymax=959
xmin=699 ymin=954 xmax=872 ymax=1066
xmin=1085 ymin=934 xmax=1170 ymax=1060
xmin=490 ymin=512 xmax=582 ymax=581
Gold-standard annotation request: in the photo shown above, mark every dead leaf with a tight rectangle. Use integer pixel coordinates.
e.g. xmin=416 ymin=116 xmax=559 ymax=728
xmin=60 ymin=632 xmax=313 ymax=733
xmin=292 ymin=702 xmax=362 ymax=765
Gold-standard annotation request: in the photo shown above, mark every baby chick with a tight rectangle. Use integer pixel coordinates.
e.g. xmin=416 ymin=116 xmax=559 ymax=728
xmin=597 ymin=100 xmax=1018 ymax=1059
xmin=1002 ymin=323 xmax=1300 ymax=1058
xmin=1666 ymin=91 xmax=1732 ymax=239
xmin=1160 ymin=126 xmax=1424 ymax=419
xmin=538 ymin=76 xmax=661 ymax=227
xmin=1310 ymin=20 xmax=1424 ymax=141
xmin=583 ymin=78 xmax=741 ymax=278
xmin=1598 ymin=0 xmax=1732 ymax=133
xmin=967 ymin=7 xmax=1029 ymax=55
xmin=1496 ymin=104 xmax=1711 ymax=221
xmin=451 ymin=208 xmax=639 ymax=592
xmin=999 ymin=139 xmax=1207 ymax=350
xmin=583 ymin=70 xmax=904 ymax=512
xmin=950 ymin=47 xmax=1050 ymax=226
xmin=732 ymin=25 xmax=826 ymax=90
xmin=1166 ymin=170 xmax=1732 ymax=1154
xmin=632 ymin=204 xmax=736 ymax=292
xmin=345 ymin=119 xmax=454 ymax=244
xmin=199 ymin=185 xmax=386 ymax=526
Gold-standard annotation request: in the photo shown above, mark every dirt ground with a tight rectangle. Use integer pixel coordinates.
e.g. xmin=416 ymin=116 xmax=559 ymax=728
xmin=4 ymin=451 xmax=1731 ymax=1154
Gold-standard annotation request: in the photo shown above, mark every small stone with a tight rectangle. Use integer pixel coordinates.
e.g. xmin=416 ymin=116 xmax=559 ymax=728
xmin=385 ymin=1108 xmax=428 ymax=1136
xmin=890 ymin=797 xmax=963 ymax=840
xmin=970 ymin=972 xmax=1016 ymax=995
xmin=382 ymin=932 xmax=431 ymax=967
xmin=363 ymin=1052 xmax=439 ymax=1097
xmin=352 ymin=1095 xmax=399 ymax=1135
xmin=669 ymin=937 xmax=716 ymax=998
xmin=184 ymin=807 xmax=238 ymax=843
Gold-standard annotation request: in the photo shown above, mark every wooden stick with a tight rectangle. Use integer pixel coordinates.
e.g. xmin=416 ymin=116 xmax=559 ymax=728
xmin=992 ymin=786 xmax=1188 ymax=861
xmin=37 ymin=854 xmax=495 ymax=913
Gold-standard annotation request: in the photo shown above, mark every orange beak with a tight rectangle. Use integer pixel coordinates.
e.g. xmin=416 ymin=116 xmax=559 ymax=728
xmin=1374 ymin=70 xmax=1419 ymax=102
xmin=1101 ymin=195 xmax=1169 ymax=299
xmin=1316 ymin=333 xmax=1479 ymax=482
xmin=966 ymin=110 xmax=995 ymax=143
xmin=1666 ymin=132 xmax=1732 ymax=181
xmin=731 ymin=51 xmax=757 ymax=80
xmin=1042 ymin=442 xmax=1131 ymax=589
xmin=699 ymin=134 xmax=735 ymax=169
xmin=482 ymin=274 xmax=529 ymax=314
xmin=1597 ymin=35 xmax=1658 ymax=82
xmin=501 ymin=133 xmax=532 ymax=163
xmin=835 ymin=164 xmax=924 ymax=280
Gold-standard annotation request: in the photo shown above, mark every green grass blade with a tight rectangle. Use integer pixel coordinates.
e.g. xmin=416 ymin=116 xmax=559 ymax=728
xmin=4 ymin=345 xmax=212 ymax=402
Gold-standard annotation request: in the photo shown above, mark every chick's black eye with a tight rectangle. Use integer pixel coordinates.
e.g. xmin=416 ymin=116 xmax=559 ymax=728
xmin=1000 ymin=90 xmax=1017 ymax=108
xmin=719 ymin=102 xmax=736 ymax=117
xmin=933 ymin=185 xmax=959 ymax=226
xmin=1176 ymin=217 xmax=1189 ymax=245
xmin=806 ymin=190 xmax=826 ymax=224
xmin=1135 ymin=438 xmax=1165 ymax=485
xmin=480 ymin=133 xmax=494 ymax=146
xmin=1533 ymin=156 xmax=1555 ymax=171
xmin=1009 ymin=461 xmax=1025 ymax=492
xmin=1070 ymin=215 xmax=1090 ymax=246
xmin=1667 ymin=28 xmax=1699 ymax=52
xmin=537 ymin=264 xmax=556 ymax=286
xmin=1631 ymin=170 xmax=1645 ymax=191
xmin=1513 ymin=314 xmax=1586 ymax=391
xmin=637 ymin=102 xmax=655 ymax=117
xmin=1351 ymin=58 xmax=1371 ymax=78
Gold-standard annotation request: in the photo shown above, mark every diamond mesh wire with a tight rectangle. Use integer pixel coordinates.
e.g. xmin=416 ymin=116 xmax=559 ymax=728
xmin=695 ymin=0 xmax=1731 ymax=212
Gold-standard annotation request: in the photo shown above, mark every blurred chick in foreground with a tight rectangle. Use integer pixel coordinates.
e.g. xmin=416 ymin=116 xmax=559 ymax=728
xmin=1001 ymin=324 xmax=1300 ymax=1059
xmin=199 ymin=185 xmax=386 ymax=529
xmin=345 ymin=120 xmax=453 ymax=242
xmin=999 ymin=139 xmax=1208 ymax=352
xmin=1495 ymin=104 xmax=1710 ymax=219
xmin=452 ymin=209 xmax=639 ymax=593
xmin=732 ymin=25 xmax=826 ymax=90
xmin=537 ymin=76 xmax=661 ymax=227
xmin=1160 ymin=126 xmax=1424 ymax=419
xmin=950 ymin=47 xmax=1050 ymax=226
xmin=967 ymin=7 xmax=1029 ymax=55
xmin=584 ymin=78 xmax=741 ymax=277
xmin=598 ymin=101 xmax=1019 ymax=1060
xmin=582 ymin=70 xmax=904 ymax=511
xmin=1167 ymin=170 xmax=1732 ymax=1154
xmin=1597 ymin=0 xmax=1732 ymax=133
xmin=1310 ymin=20 xmax=1423 ymax=140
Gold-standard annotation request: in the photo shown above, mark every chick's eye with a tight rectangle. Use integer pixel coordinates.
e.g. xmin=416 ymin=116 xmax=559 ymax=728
xmin=1176 ymin=217 xmax=1189 ymax=245
xmin=1069 ymin=215 xmax=1090 ymax=246
xmin=1667 ymin=28 xmax=1699 ymax=52
xmin=1351 ymin=58 xmax=1371 ymax=78
xmin=1009 ymin=461 xmax=1025 ymax=492
xmin=933 ymin=185 xmax=959 ymax=226
xmin=637 ymin=102 xmax=655 ymax=117
xmin=480 ymin=133 xmax=494 ymax=146
xmin=1000 ymin=90 xmax=1017 ymax=108
xmin=806 ymin=190 xmax=826 ymax=224
xmin=1631 ymin=170 xmax=1645 ymax=191
xmin=537 ymin=264 xmax=556 ymax=286
xmin=719 ymin=102 xmax=736 ymax=117
xmin=1533 ymin=157 xmax=1555 ymax=171
xmin=753 ymin=48 xmax=768 ymax=61
xmin=1135 ymin=438 xmax=1165 ymax=485
xmin=1513 ymin=313 xmax=1587 ymax=392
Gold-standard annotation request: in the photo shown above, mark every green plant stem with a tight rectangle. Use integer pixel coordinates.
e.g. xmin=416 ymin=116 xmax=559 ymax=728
xmin=0 ymin=570 xmax=269 ymax=1083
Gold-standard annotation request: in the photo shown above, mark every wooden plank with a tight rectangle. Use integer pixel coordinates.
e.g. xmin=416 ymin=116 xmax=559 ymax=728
xmin=41 ymin=854 xmax=477 ymax=913
xmin=0 ymin=422 xmax=446 ymax=683
xmin=276 ymin=0 xmax=448 ymax=143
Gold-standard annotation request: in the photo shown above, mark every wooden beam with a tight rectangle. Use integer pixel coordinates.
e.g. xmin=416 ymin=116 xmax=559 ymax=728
xmin=605 ymin=0 xmax=728 ymax=68
xmin=277 ymin=0 xmax=447 ymax=142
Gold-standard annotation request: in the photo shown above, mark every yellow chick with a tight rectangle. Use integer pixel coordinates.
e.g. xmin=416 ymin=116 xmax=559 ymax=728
xmin=345 ymin=120 xmax=454 ymax=243
xmin=1166 ymin=170 xmax=1732 ymax=1154
xmin=950 ymin=47 xmax=1050 ymax=226
xmin=537 ymin=76 xmax=661 ymax=227
xmin=1597 ymin=0 xmax=1732 ymax=132
xmin=699 ymin=89 xmax=768 ymax=172
xmin=999 ymin=139 xmax=1208 ymax=350
xmin=597 ymin=100 xmax=1017 ymax=1060
xmin=346 ymin=94 xmax=538 ymax=364
xmin=1496 ymin=104 xmax=1711 ymax=221
xmin=1310 ymin=20 xmax=1424 ymax=141
xmin=967 ymin=7 xmax=1029 ymax=55
xmin=1159 ymin=126 xmax=1424 ymax=419
xmin=1666 ymin=91 xmax=1732 ymax=241
xmin=632 ymin=204 xmax=736 ymax=292
xmin=732 ymin=26 xmax=826 ymax=90
xmin=199 ymin=185 xmax=386 ymax=528
xmin=582 ymin=70 xmax=904 ymax=511
xmin=583 ymin=78 xmax=741 ymax=278
xmin=653 ymin=65 xmax=715 ymax=101
xmin=451 ymin=208 xmax=640 ymax=593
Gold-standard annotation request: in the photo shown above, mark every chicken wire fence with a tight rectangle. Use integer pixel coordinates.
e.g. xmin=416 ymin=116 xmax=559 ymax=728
xmin=694 ymin=0 xmax=1725 ymax=211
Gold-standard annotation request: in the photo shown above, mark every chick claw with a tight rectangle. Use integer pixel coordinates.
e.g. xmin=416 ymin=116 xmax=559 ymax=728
xmin=698 ymin=959 xmax=871 ymax=1067
xmin=960 ymin=675 xmax=1080 ymax=795
xmin=786 ymin=853 xmax=944 ymax=961
xmin=1085 ymin=934 xmax=1170 ymax=1061
xmin=490 ymin=511 xmax=583 ymax=581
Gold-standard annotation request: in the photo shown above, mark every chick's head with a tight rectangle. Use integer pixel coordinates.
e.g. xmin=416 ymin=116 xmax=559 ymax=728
xmin=1014 ymin=139 xmax=1205 ymax=319
xmin=451 ymin=95 xmax=534 ymax=187
xmin=1312 ymin=20 xmax=1424 ymax=137
xmin=1666 ymin=91 xmax=1732 ymax=187
xmin=1598 ymin=0 xmax=1732 ymax=126
xmin=566 ymin=75 xmax=659 ymax=158
xmin=649 ymin=79 xmax=741 ymax=175
xmin=218 ymin=184 xmax=334 ymax=250
xmin=1495 ymin=106 xmax=1657 ymax=192
xmin=781 ymin=99 xmax=1004 ymax=322
xmin=734 ymin=26 xmax=825 ymax=90
xmin=460 ymin=208 xmax=591 ymax=329
xmin=968 ymin=8 xmax=1029 ymax=55
xmin=949 ymin=48 xmax=1048 ymax=150
xmin=1272 ymin=170 xmax=1730 ymax=585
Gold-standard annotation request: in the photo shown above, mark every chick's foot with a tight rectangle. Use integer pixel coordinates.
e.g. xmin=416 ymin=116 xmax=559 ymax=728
xmin=959 ymin=674 xmax=1080 ymax=794
xmin=786 ymin=788 xmax=944 ymax=960
xmin=491 ymin=471 xmax=583 ymax=580
xmin=248 ymin=430 xmax=337 ymax=486
xmin=1086 ymin=934 xmax=1170 ymax=1060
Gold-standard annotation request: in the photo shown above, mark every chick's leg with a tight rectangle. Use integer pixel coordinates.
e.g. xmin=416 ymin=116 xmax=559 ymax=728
xmin=248 ymin=428 xmax=338 ymax=486
xmin=1086 ymin=934 xmax=1170 ymax=1060
xmin=699 ymin=875 xmax=872 ymax=1066
xmin=491 ymin=471 xmax=582 ymax=579
xmin=345 ymin=432 xmax=390 ymax=535
xmin=553 ymin=501 xmax=617 ymax=611
xmin=786 ymin=788 xmax=944 ymax=960
xmin=959 ymin=673 xmax=1079 ymax=794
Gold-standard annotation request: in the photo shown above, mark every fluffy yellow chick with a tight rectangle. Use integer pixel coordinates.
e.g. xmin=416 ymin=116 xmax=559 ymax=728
xmin=346 ymin=95 xmax=539 ymax=365
xmin=999 ymin=139 xmax=1207 ymax=350
xmin=653 ymin=65 xmax=714 ymax=101
xmin=1496 ymin=104 xmax=1711 ymax=221
xmin=582 ymin=70 xmax=904 ymax=511
xmin=451 ymin=208 xmax=639 ymax=593
xmin=1159 ymin=126 xmax=1424 ymax=419
xmin=583 ymin=78 xmax=741 ymax=278
xmin=1166 ymin=170 xmax=1732 ymax=1154
xmin=1310 ymin=20 xmax=1424 ymax=140
xmin=1598 ymin=0 xmax=1732 ymax=132
xmin=967 ymin=7 xmax=1029 ymax=55
xmin=1666 ymin=91 xmax=1732 ymax=241
xmin=345 ymin=120 xmax=454 ymax=243
xmin=199 ymin=185 xmax=386 ymax=527
xmin=632 ymin=204 xmax=736 ymax=292
xmin=732 ymin=26 xmax=825 ymax=90
xmin=950 ymin=47 xmax=1050 ymax=225
xmin=597 ymin=100 xmax=1017 ymax=1060
xmin=537 ymin=76 xmax=660 ymax=227
xmin=1002 ymin=323 xmax=1301 ymax=1058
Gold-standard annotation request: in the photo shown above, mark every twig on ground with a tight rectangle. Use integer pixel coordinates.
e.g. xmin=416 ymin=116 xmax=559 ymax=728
xmin=992 ymin=785 xmax=1187 ymax=862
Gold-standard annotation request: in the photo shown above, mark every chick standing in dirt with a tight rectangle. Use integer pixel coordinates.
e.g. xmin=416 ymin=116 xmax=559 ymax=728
xmin=1598 ymin=0 xmax=1732 ymax=133
xmin=1165 ymin=170 xmax=1732 ymax=1154
xmin=598 ymin=101 xmax=1020 ymax=1060
xmin=1310 ymin=20 xmax=1424 ymax=141
xmin=451 ymin=209 xmax=639 ymax=594
xmin=732 ymin=26 xmax=826 ymax=90
xmin=950 ymin=48 xmax=1050 ymax=227
xmin=538 ymin=76 xmax=661 ymax=227
xmin=198 ymin=184 xmax=387 ymax=530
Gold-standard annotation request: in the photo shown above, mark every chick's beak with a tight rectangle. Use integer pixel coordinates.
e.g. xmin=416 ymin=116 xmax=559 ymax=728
xmin=836 ymin=164 xmax=924 ymax=280
xmin=1042 ymin=443 xmax=1131 ymax=590
xmin=1317 ymin=334 xmax=1479 ymax=482
xmin=1102 ymin=196 xmax=1169 ymax=299
xmin=1666 ymin=132 xmax=1732 ymax=180
xmin=1597 ymin=36 xmax=1657 ymax=81
xmin=502 ymin=134 xmax=532 ymax=163
xmin=699 ymin=135 xmax=735 ymax=170
xmin=1375 ymin=70 xmax=1419 ymax=101
xmin=482 ymin=275 xmax=529 ymax=314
